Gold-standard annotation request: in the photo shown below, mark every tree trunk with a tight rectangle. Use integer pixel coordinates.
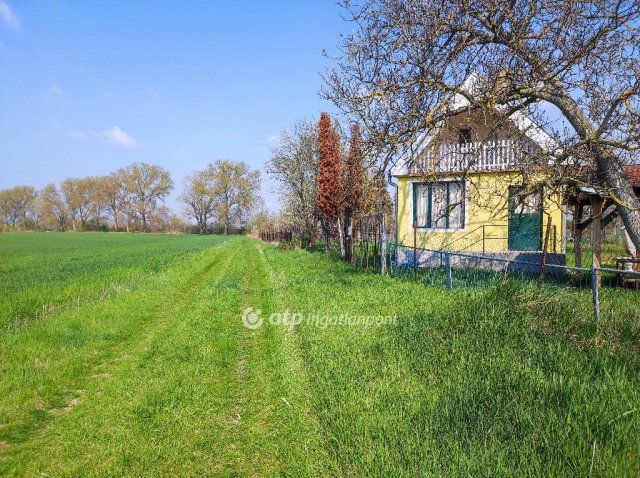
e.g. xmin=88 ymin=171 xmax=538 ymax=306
xmin=594 ymin=147 xmax=640 ymax=251
xmin=344 ymin=207 xmax=353 ymax=261
xmin=337 ymin=217 xmax=345 ymax=258
xmin=114 ymin=213 xmax=119 ymax=231
xmin=573 ymin=203 xmax=583 ymax=269
xmin=320 ymin=217 xmax=330 ymax=251
xmin=141 ymin=213 xmax=147 ymax=233
xmin=541 ymin=84 xmax=640 ymax=252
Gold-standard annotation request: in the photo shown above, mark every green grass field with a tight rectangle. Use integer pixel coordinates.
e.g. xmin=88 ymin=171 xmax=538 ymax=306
xmin=1 ymin=233 xmax=639 ymax=476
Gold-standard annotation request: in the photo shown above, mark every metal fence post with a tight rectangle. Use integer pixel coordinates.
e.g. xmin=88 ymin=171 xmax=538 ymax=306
xmin=482 ymin=225 xmax=486 ymax=253
xmin=381 ymin=215 xmax=387 ymax=275
xmin=444 ymin=252 xmax=452 ymax=290
xmin=591 ymin=265 xmax=600 ymax=328
xmin=413 ymin=220 xmax=418 ymax=282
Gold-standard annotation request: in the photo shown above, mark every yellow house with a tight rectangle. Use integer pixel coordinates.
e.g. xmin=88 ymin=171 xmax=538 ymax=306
xmin=390 ymin=97 xmax=565 ymax=266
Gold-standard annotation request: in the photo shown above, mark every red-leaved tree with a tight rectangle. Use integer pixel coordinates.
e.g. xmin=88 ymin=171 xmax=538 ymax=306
xmin=342 ymin=123 xmax=363 ymax=260
xmin=317 ymin=112 xmax=342 ymax=250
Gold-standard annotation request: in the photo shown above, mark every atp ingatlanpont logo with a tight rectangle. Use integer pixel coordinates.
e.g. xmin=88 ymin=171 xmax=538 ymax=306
xmin=241 ymin=307 xmax=263 ymax=330
xmin=241 ymin=307 xmax=396 ymax=330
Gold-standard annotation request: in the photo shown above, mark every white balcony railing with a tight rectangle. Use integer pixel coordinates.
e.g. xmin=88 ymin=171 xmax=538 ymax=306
xmin=408 ymin=139 xmax=539 ymax=174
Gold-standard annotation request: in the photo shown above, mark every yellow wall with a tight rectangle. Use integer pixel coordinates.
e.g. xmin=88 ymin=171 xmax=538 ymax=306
xmin=396 ymin=172 xmax=564 ymax=253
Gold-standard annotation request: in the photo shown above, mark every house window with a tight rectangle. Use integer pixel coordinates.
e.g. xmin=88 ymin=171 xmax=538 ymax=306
xmin=413 ymin=181 xmax=465 ymax=229
xmin=458 ymin=128 xmax=472 ymax=144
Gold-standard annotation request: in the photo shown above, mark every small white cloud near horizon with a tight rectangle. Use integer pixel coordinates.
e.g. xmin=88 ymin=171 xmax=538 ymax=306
xmin=0 ymin=1 xmax=18 ymax=27
xmin=101 ymin=126 xmax=137 ymax=148
xmin=47 ymin=85 xmax=67 ymax=100
xmin=70 ymin=126 xmax=137 ymax=148
xmin=70 ymin=130 xmax=88 ymax=140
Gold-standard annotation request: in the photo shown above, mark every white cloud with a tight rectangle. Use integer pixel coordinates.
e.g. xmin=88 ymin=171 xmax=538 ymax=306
xmin=0 ymin=1 xmax=18 ymax=27
xmin=70 ymin=130 xmax=88 ymax=140
xmin=48 ymin=85 xmax=66 ymax=98
xmin=101 ymin=126 xmax=137 ymax=148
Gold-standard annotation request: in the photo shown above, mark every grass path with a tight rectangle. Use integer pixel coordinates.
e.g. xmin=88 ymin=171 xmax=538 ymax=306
xmin=0 ymin=237 xmax=334 ymax=476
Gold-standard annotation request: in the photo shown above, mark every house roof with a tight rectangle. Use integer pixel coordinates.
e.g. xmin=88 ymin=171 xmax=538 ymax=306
xmin=390 ymin=73 xmax=558 ymax=177
xmin=624 ymin=165 xmax=640 ymax=187
xmin=573 ymin=164 xmax=640 ymax=195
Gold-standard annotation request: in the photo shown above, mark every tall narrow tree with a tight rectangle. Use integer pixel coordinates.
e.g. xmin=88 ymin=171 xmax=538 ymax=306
xmin=342 ymin=123 xmax=363 ymax=260
xmin=316 ymin=112 xmax=342 ymax=250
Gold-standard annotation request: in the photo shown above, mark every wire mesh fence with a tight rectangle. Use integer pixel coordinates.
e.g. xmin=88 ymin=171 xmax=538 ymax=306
xmin=353 ymin=237 xmax=639 ymax=326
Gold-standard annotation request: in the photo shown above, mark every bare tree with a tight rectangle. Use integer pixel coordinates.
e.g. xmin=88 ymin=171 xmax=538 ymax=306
xmin=266 ymin=119 xmax=320 ymax=245
xmin=324 ymin=0 xmax=640 ymax=250
xmin=207 ymin=160 xmax=261 ymax=235
xmin=0 ymin=186 xmax=36 ymax=228
xmin=180 ymin=167 xmax=218 ymax=234
xmin=61 ymin=177 xmax=93 ymax=230
xmin=103 ymin=171 xmax=130 ymax=231
xmin=38 ymin=184 xmax=67 ymax=231
xmin=123 ymin=163 xmax=174 ymax=232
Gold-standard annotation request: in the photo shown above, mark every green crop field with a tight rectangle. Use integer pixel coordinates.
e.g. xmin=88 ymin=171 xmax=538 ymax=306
xmin=1 ymin=233 xmax=639 ymax=476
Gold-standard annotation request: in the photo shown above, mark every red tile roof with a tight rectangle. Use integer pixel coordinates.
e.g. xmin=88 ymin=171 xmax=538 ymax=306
xmin=624 ymin=165 xmax=640 ymax=187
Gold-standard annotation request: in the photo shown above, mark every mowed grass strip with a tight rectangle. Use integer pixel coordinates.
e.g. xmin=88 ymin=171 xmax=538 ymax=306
xmin=0 ymin=236 xmax=335 ymax=477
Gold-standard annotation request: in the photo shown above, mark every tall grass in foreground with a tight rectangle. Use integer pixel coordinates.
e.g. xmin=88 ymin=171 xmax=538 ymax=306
xmin=265 ymin=246 xmax=640 ymax=476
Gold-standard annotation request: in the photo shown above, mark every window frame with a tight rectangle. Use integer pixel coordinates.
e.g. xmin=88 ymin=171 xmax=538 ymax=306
xmin=412 ymin=180 xmax=466 ymax=231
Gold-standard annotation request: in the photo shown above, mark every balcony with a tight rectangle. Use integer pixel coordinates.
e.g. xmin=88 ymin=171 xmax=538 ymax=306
xmin=408 ymin=139 xmax=539 ymax=175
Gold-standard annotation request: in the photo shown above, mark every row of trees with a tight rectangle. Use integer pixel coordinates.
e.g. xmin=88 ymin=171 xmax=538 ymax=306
xmin=267 ymin=114 xmax=392 ymax=251
xmin=0 ymin=163 xmax=175 ymax=232
xmin=181 ymin=160 xmax=261 ymax=234
xmin=1 ymin=160 xmax=262 ymax=234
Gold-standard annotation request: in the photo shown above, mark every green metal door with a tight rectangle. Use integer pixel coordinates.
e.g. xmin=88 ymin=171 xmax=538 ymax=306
xmin=508 ymin=187 xmax=542 ymax=251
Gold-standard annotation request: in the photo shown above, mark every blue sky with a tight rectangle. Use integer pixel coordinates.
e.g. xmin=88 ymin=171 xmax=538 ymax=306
xmin=0 ymin=1 xmax=345 ymax=212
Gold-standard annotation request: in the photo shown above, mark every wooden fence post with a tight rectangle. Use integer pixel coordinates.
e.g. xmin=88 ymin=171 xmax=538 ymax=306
xmin=574 ymin=202 xmax=584 ymax=269
xmin=591 ymin=196 xmax=603 ymax=287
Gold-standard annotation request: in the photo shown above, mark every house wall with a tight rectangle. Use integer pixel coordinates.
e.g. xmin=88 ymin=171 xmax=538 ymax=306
xmin=396 ymin=171 xmax=564 ymax=253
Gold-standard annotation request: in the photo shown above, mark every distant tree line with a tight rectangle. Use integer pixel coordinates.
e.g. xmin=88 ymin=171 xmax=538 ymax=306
xmin=0 ymin=163 xmax=176 ymax=232
xmin=1 ymin=160 xmax=262 ymax=234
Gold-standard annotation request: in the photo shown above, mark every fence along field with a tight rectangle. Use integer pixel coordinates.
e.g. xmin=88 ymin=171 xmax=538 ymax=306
xmin=349 ymin=212 xmax=639 ymax=328
xmin=1 ymin=232 xmax=640 ymax=476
